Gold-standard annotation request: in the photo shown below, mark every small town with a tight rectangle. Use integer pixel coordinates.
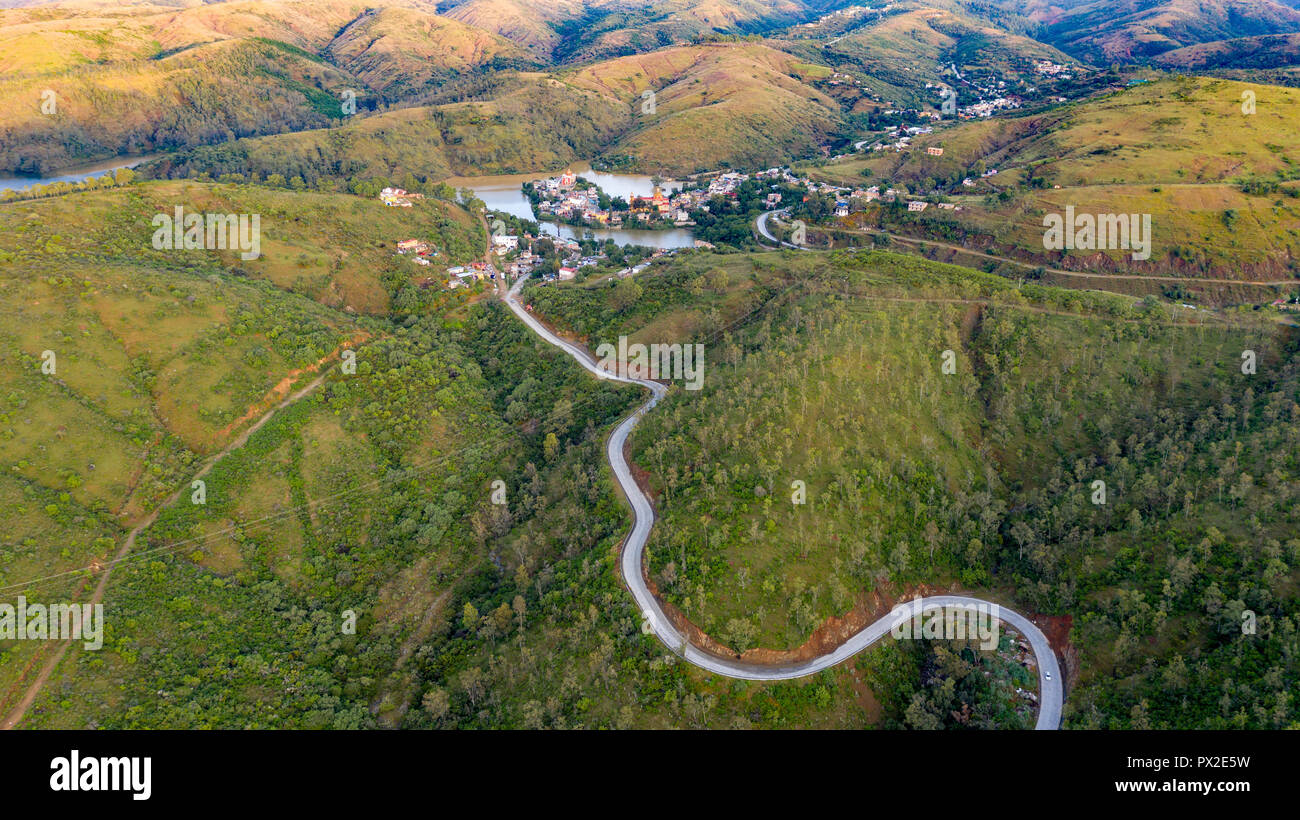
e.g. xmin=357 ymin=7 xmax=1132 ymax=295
xmin=382 ymin=158 xmax=990 ymax=291
xmin=527 ymin=171 xmax=699 ymax=228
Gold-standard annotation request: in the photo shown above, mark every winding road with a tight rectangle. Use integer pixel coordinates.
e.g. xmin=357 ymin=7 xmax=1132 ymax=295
xmin=503 ymin=272 xmax=1063 ymax=729
xmin=755 ymin=208 xmax=807 ymax=250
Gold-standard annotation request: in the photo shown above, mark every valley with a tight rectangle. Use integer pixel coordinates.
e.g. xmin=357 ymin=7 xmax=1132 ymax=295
xmin=1 ymin=0 xmax=1299 ymax=740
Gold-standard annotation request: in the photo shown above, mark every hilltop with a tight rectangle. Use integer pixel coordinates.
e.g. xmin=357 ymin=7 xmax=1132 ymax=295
xmin=567 ymin=42 xmax=845 ymax=175
xmin=806 ymin=5 xmax=1075 ymax=106
xmin=998 ymin=0 xmax=1300 ymax=63
xmin=1154 ymin=31 xmax=1300 ymax=70
xmin=443 ymin=0 xmax=819 ymax=62
xmin=140 ymin=77 xmax=632 ymax=183
xmin=0 ymin=0 xmax=530 ymax=173
xmin=799 ymin=75 xmax=1300 ymax=292
xmin=140 ymin=42 xmax=847 ymax=182
xmin=323 ymin=6 xmax=540 ymax=96
xmin=0 ymin=177 xmax=483 ymax=311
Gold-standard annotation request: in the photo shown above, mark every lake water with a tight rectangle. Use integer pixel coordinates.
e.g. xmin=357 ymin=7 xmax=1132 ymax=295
xmin=445 ymin=164 xmax=695 ymax=249
xmin=0 ymin=154 xmax=162 ymax=193
xmin=3 ymin=156 xmax=700 ymax=247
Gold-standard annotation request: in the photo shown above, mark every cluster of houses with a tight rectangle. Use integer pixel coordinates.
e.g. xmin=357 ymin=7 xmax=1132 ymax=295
xmin=533 ymin=172 xmax=616 ymax=224
xmin=628 ymin=187 xmax=696 ymax=225
xmin=395 ymin=238 xmax=438 ymax=266
xmin=793 ymin=3 xmax=893 ymax=35
xmin=830 ymin=185 xmax=963 ymax=216
xmin=958 ymin=96 xmax=1022 ymax=119
xmin=866 ymin=122 xmax=937 ymax=153
xmin=923 ymin=65 xmax=1026 ymax=120
xmin=444 ymin=262 xmax=490 ymax=289
xmin=379 ymin=187 xmax=422 ymax=207
xmin=494 ymin=231 xmax=605 ymax=284
xmin=502 ymin=234 xmax=584 ymax=282
xmin=961 ymin=168 xmax=999 ymax=187
xmin=383 ymin=177 xmax=684 ymax=292
xmin=1034 ymin=60 xmax=1072 ymax=78
xmin=531 ymin=171 xmax=699 ymax=227
xmin=745 ymin=166 xmax=960 ymax=218
xmin=502 ymin=250 xmax=541 ymax=279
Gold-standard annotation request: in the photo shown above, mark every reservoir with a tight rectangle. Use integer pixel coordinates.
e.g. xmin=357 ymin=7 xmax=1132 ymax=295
xmin=446 ymin=164 xmax=695 ymax=249
xmin=0 ymin=154 xmax=162 ymax=193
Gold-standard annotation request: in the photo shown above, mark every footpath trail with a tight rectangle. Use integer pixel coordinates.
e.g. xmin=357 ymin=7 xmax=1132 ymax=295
xmin=757 ymin=209 xmax=1296 ymax=287
xmin=0 ymin=371 xmax=330 ymax=730
xmin=502 ymin=272 xmax=1064 ymax=729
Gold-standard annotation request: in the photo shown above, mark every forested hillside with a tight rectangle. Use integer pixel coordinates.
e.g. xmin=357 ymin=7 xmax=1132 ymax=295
xmin=524 ymin=248 xmax=1300 ymax=727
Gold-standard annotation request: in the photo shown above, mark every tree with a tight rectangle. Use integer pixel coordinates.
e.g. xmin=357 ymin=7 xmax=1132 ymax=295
xmin=491 ymin=603 xmax=513 ymax=636
xmin=459 ymin=667 xmax=485 ymax=706
xmin=422 ymin=688 xmax=450 ymax=721
xmin=723 ymin=617 xmax=758 ymax=654
xmin=904 ymin=692 xmax=944 ymax=729
xmin=609 ymin=277 xmax=642 ymax=311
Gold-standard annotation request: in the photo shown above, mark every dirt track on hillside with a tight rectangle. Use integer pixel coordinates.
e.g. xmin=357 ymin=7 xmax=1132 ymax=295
xmin=0 ymin=368 xmax=334 ymax=730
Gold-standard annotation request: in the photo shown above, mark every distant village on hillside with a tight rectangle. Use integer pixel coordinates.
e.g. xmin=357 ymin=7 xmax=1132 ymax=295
xmin=378 ymin=156 xmax=996 ymax=291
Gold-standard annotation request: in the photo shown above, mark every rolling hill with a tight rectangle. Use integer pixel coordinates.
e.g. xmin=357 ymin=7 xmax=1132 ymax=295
xmin=1155 ymin=31 xmax=1300 ymax=69
xmin=139 ymin=76 xmax=632 ymax=183
xmin=323 ymin=5 xmax=540 ymax=96
xmin=1001 ymin=0 xmax=1300 ymax=63
xmin=521 ymin=245 xmax=1300 ymax=728
xmin=0 ymin=0 xmax=534 ymax=173
xmin=567 ymin=42 xmax=845 ymax=174
xmin=441 ymin=0 xmax=831 ymax=62
xmin=806 ymin=5 xmax=1078 ymax=107
xmin=5 ymin=0 xmax=1300 ymax=736
xmin=801 ymin=75 xmax=1300 ymax=290
xmin=0 ymin=178 xmax=483 ymax=314
xmin=140 ymin=41 xmax=848 ymax=182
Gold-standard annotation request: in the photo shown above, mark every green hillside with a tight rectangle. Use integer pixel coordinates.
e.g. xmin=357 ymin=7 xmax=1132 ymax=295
xmin=523 ymin=247 xmax=1300 ymax=727
xmin=0 ymin=179 xmax=483 ymax=314
xmin=800 ymin=76 xmax=1300 ymax=291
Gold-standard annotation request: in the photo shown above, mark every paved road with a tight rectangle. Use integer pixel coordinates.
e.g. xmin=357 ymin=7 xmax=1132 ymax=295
xmin=755 ymin=208 xmax=810 ymax=250
xmin=503 ymin=274 xmax=1063 ymax=729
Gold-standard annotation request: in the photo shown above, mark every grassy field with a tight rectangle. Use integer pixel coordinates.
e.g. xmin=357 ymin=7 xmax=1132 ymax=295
xmin=0 ymin=256 xmax=365 ymax=710
xmin=565 ymin=42 xmax=844 ymax=176
xmin=146 ymin=41 xmax=849 ymax=183
xmin=0 ymin=179 xmax=483 ymax=314
xmin=0 ymin=174 xmax=483 ymax=713
xmin=6 ymin=208 xmax=1295 ymax=727
xmin=807 ymin=5 xmax=1073 ymax=107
